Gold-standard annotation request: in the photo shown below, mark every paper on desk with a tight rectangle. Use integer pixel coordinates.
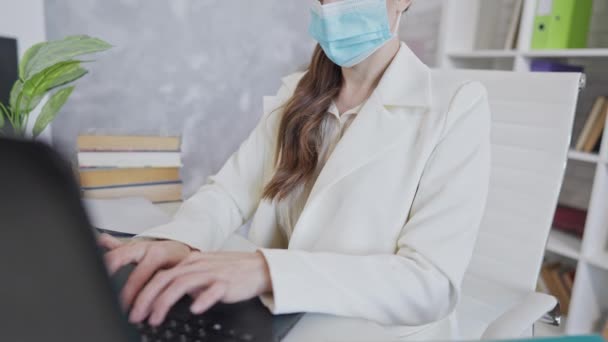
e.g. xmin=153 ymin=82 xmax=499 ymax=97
xmin=83 ymin=197 xmax=171 ymax=235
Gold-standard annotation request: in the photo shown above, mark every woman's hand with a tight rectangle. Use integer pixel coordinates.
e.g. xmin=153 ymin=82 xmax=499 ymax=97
xmin=128 ymin=251 xmax=272 ymax=326
xmin=98 ymin=233 xmax=192 ymax=310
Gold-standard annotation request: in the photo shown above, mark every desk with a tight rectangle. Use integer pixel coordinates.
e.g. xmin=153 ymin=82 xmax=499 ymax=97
xmin=154 ymin=203 xmax=454 ymax=342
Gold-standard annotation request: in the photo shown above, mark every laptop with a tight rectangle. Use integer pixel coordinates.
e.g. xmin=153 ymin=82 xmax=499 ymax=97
xmin=0 ymin=138 xmax=303 ymax=342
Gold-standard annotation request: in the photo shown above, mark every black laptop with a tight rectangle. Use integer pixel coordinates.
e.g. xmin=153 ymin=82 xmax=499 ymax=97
xmin=0 ymin=138 xmax=302 ymax=342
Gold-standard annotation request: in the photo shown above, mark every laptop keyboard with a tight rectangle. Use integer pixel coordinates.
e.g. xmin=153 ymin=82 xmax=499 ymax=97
xmin=136 ymin=316 xmax=255 ymax=342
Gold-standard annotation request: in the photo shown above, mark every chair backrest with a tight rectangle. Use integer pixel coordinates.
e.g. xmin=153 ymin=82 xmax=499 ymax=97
xmin=440 ymin=70 xmax=582 ymax=292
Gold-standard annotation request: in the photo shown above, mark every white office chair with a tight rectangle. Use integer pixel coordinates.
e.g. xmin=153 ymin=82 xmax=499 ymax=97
xmin=440 ymin=70 xmax=583 ymax=340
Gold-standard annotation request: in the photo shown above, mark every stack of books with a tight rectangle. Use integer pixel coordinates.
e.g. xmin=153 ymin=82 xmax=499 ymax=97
xmin=575 ymin=96 xmax=607 ymax=153
xmin=538 ymin=262 xmax=576 ymax=315
xmin=77 ymin=135 xmax=183 ymax=203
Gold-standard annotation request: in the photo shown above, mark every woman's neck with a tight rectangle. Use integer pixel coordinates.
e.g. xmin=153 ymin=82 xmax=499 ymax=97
xmin=336 ymin=39 xmax=401 ymax=113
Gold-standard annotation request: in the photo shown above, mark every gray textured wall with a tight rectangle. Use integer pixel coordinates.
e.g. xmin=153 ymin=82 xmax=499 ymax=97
xmin=45 ymin=0 xmax=313 ymax=196
xmin=45 ymin=0 xmax=443 ymax=196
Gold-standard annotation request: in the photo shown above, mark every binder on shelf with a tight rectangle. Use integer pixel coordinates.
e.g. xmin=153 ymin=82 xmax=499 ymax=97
xmin=531 ymin=0 xmax=593 ymax=50
xmin=504 ymin=0 xmax=524 ymax=50
xmin=530 ymin=60 xmax=584 ymax=72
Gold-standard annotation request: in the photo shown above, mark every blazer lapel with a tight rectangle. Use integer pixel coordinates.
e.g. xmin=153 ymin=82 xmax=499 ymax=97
xmin=290 ymin=43 xmax=434 ymax=243
xmin=305 ymin=93 xmax=412 ymax=204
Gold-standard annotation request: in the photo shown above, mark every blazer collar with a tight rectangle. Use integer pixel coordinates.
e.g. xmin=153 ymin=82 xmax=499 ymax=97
xmin=375 ymin=42 xmax=432 ymax=109
xmin=288 ymin=43 xmax=433 ymax=246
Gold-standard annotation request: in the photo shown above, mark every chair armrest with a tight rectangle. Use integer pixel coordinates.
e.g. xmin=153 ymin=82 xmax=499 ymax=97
xmin=481 ymin=292 xmax=558 ymax=340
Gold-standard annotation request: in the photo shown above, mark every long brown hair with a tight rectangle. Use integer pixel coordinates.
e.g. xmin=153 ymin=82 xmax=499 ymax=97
xmin=262 ymin=45 xmax=342 ymax=200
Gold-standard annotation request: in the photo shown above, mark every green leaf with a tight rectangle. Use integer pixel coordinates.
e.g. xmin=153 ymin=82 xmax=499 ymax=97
xmin=18 ymin=60 xmax=87 ymax=114
xmin=33 ymin=86 xmax=74 ymax=138
xmin=41 ymin=62 xmax=88 ymax=92
xmin=22 ymin=35 xmax=111 ymax=80
xmin=0 ymin=102 xmax=7 ymax=128
xmin=19 ymin=42 xmax=45 ymax=79
xmin=9 ymin=80 xmax=23 ymax=110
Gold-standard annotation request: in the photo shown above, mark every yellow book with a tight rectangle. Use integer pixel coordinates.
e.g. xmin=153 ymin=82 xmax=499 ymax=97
xmin=583 ymin=101 xmax=608 ymax=152
xmin=79 ymin=167 xmax=180 ymax=188
xmin=576 ymin=96 xmax=606 ymax=151
xmin=77 ymin=135 xmax=181 ymax=152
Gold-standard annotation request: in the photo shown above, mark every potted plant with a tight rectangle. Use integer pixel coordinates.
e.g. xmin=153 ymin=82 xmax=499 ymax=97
xmin=0 ymin=35 xmax=112 ymax=138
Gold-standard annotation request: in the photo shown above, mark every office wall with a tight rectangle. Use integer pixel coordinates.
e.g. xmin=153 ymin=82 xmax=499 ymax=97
xmin=0 ymin=1 xmax=46 ymax=58
xmin=0 ymin=0 xmax=50 ymax=141
xmin=45 ymin=0 xmax=313 ymax=196
xmin=400 ymin=0 xmax=442 ymax=67
xmin=45 ymin=0 xmax=444 ymax=196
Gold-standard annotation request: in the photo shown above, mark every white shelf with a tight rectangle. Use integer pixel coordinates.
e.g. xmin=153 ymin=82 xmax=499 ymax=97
xmin=546 ymin=229 xmax=583 ymax=260
xmin=568 ymin=150 xmax=602 ymax=164
xmin=523 ymin=49 xmax=608 ymax=58
xmin=448 ymin=50 xmax=518 ymax=59
xmin=438 ymin=0 xmax=608 ymax=335
xmin=585 ymin=252 xmax=608 ymax=271
xmin=447 ymin=49 xmax=608 ymax=60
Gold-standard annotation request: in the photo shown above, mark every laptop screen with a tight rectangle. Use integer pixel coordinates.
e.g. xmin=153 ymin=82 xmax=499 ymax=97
xmin=0 ymin=36 xmax=19 ymax=108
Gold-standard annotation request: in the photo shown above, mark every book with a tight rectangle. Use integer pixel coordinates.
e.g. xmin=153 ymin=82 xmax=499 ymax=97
xmin=78 ymin=151 xmax=182 ymax=168
xmin=576 ymin=96 xmax=607 ymax=151
xmin=77 ymin=135 xmax=181 ymax=152
xmin=79 ymin=167 xmax=180 ymax=188
xmin=583 ymin=102 xmax=608 ymax=153
xmin=593 ymin=136 xmax=603 ymax=153
xmin=475 ymin=1 xmax=520 ymax=50
xmin=504 ymin=0 xmax=523 ymax=50
xmin=536 ymin=275 xmax=549 ymax=293
xmin=530 ymin=60 xmax=584 ymax=73
xmin=541 ymin=263 xmax=571 ymax=315
xmin=553 ymin=205 xmax=587 ymax=238
xmin=559 ymin=268 xmax=575 ymax=294
xmin=82 ymin=182 xmax=183 ymax=203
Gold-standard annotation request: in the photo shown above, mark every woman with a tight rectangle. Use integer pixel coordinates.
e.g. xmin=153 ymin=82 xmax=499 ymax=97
xmin=101 ymin=0 xmax=491 ymax=334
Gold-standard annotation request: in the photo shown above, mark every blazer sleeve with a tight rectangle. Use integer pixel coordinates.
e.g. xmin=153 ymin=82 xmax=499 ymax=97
xmin=136 ymin=83 xmax=293 ymax=251
xmin=258 ymin=82 xmax=491 ymax=326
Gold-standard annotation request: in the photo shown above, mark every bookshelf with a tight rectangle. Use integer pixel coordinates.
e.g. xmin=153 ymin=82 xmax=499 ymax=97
xmin=438 ymin=0 xmax=608 ymax=336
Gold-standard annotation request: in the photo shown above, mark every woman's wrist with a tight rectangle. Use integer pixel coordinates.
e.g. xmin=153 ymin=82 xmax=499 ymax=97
xmin=256 ymin=251 xmax=273 ymax=294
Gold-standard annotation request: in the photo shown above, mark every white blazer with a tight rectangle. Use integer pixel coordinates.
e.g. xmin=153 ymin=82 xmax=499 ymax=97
xmin=139 ymin=42 xmax=491 ymax=335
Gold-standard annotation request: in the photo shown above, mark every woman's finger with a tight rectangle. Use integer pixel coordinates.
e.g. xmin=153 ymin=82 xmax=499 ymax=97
xmin=190 ymin=281 xmax=227 ymax=314
xmin=148 ymin=273 xmax=214 ymax=326
xmin=177 ymin=251 xmax=245 ymax=266
xmin=121 ymin=254 xmax=163 ymax=310
xmin=98 ymin=233 xmax=124 ymax=250
xmin=129 ymin=263 xmax=209 ymax=323
xmin=104 ymin=242 xmax=147 ymax=274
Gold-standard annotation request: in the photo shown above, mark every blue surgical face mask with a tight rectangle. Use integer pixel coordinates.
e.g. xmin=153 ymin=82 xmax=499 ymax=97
xmin=309 ymin=0 xmax=399 ymax=68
